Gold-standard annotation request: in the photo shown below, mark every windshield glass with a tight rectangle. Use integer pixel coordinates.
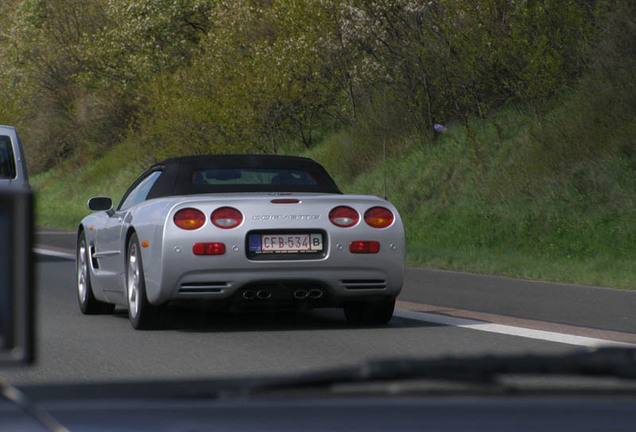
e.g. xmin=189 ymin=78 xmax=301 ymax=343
xmin=0 ymin=137 xmax=16 ymax=179
xmin=193 ymin=168 xmax=317 ymax=186
xmin=0 ymin=0 xmax=634 ymax=400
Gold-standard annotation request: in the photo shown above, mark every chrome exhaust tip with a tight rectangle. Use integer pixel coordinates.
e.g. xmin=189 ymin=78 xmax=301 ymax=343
xmin=293 ymin=290 xmax=309 ymax=300
xmin=243 ymin=290 xmax=256 ymax=300
xmin=257 ymin=290 xmax=272 ymax=300
xmin=308 ymin=289 xmax=323 ymax=299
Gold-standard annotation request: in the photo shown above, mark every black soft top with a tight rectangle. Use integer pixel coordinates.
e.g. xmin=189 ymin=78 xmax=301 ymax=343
xmin=144 ymin=155 xmax=342 ymax=199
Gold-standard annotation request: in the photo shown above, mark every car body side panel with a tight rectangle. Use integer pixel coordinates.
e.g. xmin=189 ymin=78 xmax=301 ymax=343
xmin=94 ymin=210 xmax=127 ymax=289
xmin=80 ymin=199 xmax=176 ymax=306
xmin=126 ymin=200 xmax=175 ymax=303
xmin=78 ymin=211 xmax=118 ymax=303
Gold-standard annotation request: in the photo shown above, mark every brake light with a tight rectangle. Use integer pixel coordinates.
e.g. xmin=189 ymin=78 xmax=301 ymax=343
xmin=329 ymin=206 xmax=359 ymax=227
xmin=193 ymin=242 xmax=226 ymax=256
xmin=174 ymin=208 xmax=205 ymax=230
xmin=271 ymin=199 xmax=300 ymax=204
xmin=211 ymin=207 xmax=243 ymax=229
xmin=364 ymin=207 xmax=394 ymax=228
xmin=349 ymin=241 xmax=380 ymax=254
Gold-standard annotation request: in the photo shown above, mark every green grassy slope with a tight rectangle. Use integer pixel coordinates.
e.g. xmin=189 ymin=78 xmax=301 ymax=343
xmin=32 ymin=103 xmax=636 ymax=290
xmin=31 ymin=143 xmax=147 ymax=229
xmin=306 ymin=105 xmax=636 ymax=289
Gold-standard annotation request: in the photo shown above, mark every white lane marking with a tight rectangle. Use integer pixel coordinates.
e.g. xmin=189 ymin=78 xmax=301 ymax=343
xmin=34 ymin=248 xmax=75 ymax=260
xmin=394 ymin=309 xmax=636 ymax=348
xmin=36 ymin=231 xmax=75 ymax=235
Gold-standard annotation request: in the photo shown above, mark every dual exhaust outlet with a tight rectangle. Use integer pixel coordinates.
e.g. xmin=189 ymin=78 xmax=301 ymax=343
xmin=242 ymin=290 xmax=272 ymax=300
xmin=241 ymin=289 xmax=324 ymax=300
xmin=293 ymin=289 xmax=324 ymax=300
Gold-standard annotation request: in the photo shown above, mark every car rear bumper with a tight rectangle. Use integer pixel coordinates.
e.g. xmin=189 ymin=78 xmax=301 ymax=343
xmin=151 ymin=250 xmax=404 ymax=305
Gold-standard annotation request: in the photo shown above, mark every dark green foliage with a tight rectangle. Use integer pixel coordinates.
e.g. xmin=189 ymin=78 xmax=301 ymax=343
xmin=528 ymin=0 xmax=636 ymax=173
xmin=0 ymin=0 xmax=602 ymax=172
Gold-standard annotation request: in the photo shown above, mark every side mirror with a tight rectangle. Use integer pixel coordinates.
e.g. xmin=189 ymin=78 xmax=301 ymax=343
xmin=87 ymin=197 xmax=112 ymax=212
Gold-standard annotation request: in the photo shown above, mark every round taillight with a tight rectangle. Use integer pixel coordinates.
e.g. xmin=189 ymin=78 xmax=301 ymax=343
xmin=211 ymin=207 xmax=243 ymax=229
xmin=329 ymin=206 xmax=359 ymax=228
xmin=364 ymin=207 xmax=394 ymax=228
xmin=174 ymin=208 xmax=206 ymax=230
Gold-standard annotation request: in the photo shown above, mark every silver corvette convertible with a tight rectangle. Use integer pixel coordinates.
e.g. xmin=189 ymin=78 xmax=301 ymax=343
xmin=77 ymin=155 xmax=405 ymax=329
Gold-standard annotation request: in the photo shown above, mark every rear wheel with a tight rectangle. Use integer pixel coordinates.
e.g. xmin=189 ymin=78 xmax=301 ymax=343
xmin=126 ymin=232 xmax=161 ymax=329
xmin=77 ymin=231 xmax=115 ymax=315
xmin=344 ymin=298 xmax=396 ymax=326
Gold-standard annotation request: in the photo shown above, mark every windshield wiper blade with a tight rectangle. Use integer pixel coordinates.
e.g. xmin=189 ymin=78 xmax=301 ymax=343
xmin=252 ymin=347 xmax=636 ymax=393
xmin=1 ymin=381 xmax=70 ymax=432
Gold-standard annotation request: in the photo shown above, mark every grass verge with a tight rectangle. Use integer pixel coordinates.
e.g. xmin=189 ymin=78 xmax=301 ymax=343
xmin=308 ymin=105 xmax=636 ymax=290
xmin=31 ymin=105 xmax=636 ymax=290
xmin=30 ymin=141 xmax=147 ymax=229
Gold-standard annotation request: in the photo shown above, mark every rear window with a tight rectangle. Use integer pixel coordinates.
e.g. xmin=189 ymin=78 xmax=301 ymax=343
xmin=145 ymin=156 xmax=343 ymax=198
xmin=192 ymin=168 xmax=318 ymax=186
xmin=0 ymin=136 xmax=16 ymax=179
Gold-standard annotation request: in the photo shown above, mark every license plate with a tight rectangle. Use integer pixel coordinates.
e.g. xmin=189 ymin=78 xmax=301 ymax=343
xmin=249 ymin=233 xmax=323 ymax=253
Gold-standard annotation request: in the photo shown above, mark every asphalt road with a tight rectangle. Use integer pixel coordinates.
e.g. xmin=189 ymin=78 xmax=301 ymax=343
xmin=401 ymin=268 xmax=636 ymax=334
xmin=1 ymin=230 xmax=634 ymax=385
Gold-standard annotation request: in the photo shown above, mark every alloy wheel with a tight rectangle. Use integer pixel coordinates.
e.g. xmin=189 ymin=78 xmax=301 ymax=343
xmin=127 ymin=242 xmax=140 ymax=319
xmin=77 ymin=238 xmax=88 ymax=303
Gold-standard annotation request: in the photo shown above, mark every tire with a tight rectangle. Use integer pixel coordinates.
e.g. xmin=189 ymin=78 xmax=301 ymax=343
xmin=344 ymin=298 xmax=396 ymax=326
xmin=126 ymin=232 xmax=161 ymax=330
xmin=77 ymin=231 xmax=115 ymax=315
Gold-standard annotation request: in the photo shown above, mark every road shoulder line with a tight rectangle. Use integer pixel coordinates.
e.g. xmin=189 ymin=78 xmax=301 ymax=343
xmin=396 ymin=301 xmax=636 ymax=348
xmin=34 ymin=247 xmax=75 ymax=260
